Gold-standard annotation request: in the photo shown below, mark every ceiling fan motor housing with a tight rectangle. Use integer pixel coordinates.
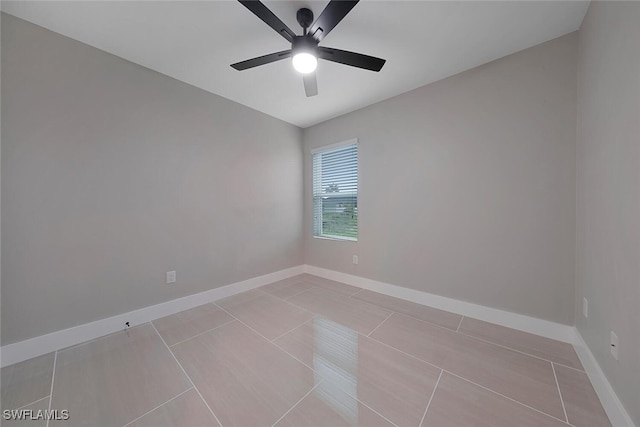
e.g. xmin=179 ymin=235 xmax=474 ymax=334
xmin=292 ymin=35 xmax=318 ymax=56
xmin=296 ymin=8 xmax=314 ymax=31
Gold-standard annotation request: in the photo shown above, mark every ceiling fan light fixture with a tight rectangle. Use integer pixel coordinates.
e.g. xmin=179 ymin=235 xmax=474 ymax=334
xmin=291 ymin=36 xmax=318 ymax=74
xmin=292 ymin=52 xmax=317 ymax=74
xmin=232 ymin=1 xmax=386 ymax=97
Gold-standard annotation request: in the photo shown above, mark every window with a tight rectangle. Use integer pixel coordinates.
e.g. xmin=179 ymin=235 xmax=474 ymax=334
xmin=313 ymin=140 xmax=358 ymax=240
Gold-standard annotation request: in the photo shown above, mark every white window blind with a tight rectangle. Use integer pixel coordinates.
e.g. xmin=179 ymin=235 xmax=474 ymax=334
xmin=313 ymin=141 xmax=358 ymax=240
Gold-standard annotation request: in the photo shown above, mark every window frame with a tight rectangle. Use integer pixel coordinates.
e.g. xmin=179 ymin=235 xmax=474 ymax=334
xmin=312 ymin=138 xmax=359 ymax=242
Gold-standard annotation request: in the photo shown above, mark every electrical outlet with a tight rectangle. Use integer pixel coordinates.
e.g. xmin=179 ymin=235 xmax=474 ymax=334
xmin=166 ymin=270 xmax=177 ymax=284
xmin=610 ymin=331 xmax=619 ymax=360
xmin=352 ymin=255 xmax=359 ymax=265
xmin=583 ymin=297 xmax=589 ymax=318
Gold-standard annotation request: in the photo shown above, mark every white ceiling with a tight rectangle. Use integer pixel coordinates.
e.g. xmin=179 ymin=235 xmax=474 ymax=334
xmin=2 ymin=1 xmax=589 ymax=128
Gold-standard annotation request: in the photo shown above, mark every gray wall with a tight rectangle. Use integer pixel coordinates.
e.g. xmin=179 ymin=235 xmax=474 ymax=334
xmin=1 ymin=12 xmax=3 ymax=342
xmin=304 ymin=34 xmax=578 ymax=325
xmin=1 ymin=14 xmax=303 ymax=345
xmin=576 ymin=2 xmax=640 ymax=424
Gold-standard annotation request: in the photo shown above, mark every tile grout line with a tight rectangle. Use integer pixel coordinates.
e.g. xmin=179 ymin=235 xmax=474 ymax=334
xmin=45 ymin=350 xmax=57 ymax=427
xmin=213 ymin=303 xmax=285 ymax=344
xmin=545 ymin=361 xmax=587 ymax=374
xmin=270 ymin=318 xmax=315 ymax=343
xmin=269 ymin=291 xmax=322 ymax=315
xmin=265 ymin=283 xmax=312 ymax=301
xmin=270 ymin=379 xmax=324 ymax=427
xmin=214 ymin=303 xmax=316 ymax=368
xmin=13 ymin=276 xmax=583 ymax=427
xmin=272 ymin=343 xmax=318 ymax=374
xmin=172 ymin=280 xmax=387 ymax=350
xmin=367 ymin=311 xmax=394 ymax=337
xmin=296 ymin=284 xmax=581 ymax=370
xmin=286 ymin=278 xmax=585 ymax=372
xmin=271 ymin=341 xmax=315 ymax=372
xmin=277 ymin=285 xmax=402 ymax=330
xmin=271 ymin=342 xmax=395 ymax=427
xmin=552 ymin=362 xmax=570 ymax=424
xmin=365 ymin=306 xmax=577 ymax=371
xmin=227 ymin=281 xmax=579 ymax=427
xmin=443 ymin=370 xmax=573 ymax=425
xmin=372 ymin=307 xmax=582 ymax=373
xmin=149 ymin=322 xmax=224 ymax=427
xmin=281 ymin=285 xmax=321 ymax=301
xmin=166 ymin=319 xmax=237 ymax=348
xmin=226 ymin=288 xmax=579 ymax=426
xmin=11 ymin=395 xmax=50 ymax=411
xmin=419 ymin=369 xmax=443 ymax=427
xmin=358 ymin=332 xmax=442 ymax=369
xmin=238 ymin=279 xmax=585 ymax=372
xmin=361 ymin=307 xmax=469 ymax=335
xmin=121 ymin=387 xmax=194 ymax=427
xmin=455 ymin=330 xmax=585 ymax=373
xmin=258 ymin=284 xmax=464 ymax=342
xmin=185 ymin=282 xmax=584 ymax=374
xmin=196 ymin=282 xmax=575 ymax=427
xmin=220 ymin=292 xmax=568 ymax=424
xmin=281 ymin=287 xmax=316 ymax=301
xmin=348 ymin=288 xmax=364 ymax=296
xmin=187 ymin=284 xmax=577 ymax=425
xmin=349 ymin=288 xmax=364 ymax=297
xmin=286 ymin=282 xmax=363 ymax=301
xmin=158 ymin=279 xmax=575 ymax=426
xmin=270 ymin=336 xmax=396 ymax=427
xmin=353 ymin=395 xmax=400 ymax=427
xmin=364 ymin=333 xmax=573 ymax=426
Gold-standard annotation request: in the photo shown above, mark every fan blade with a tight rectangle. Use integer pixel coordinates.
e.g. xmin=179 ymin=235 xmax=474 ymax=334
xmin=238 ymin=0 xmax=296 ymax=43
xmin=318 ymin=47 xmax=386 ymax=72
xmin=231 ymin=50 xmax=292 ymax=71
xmin=303 ymin=73 xmax=318 ymax=97
xmin=308 ymin=0 xmax=359 ymax=43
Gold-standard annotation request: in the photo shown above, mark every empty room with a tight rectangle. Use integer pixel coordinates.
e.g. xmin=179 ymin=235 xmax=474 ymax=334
xmin=1 ymin=0 xmax=638 ymax=426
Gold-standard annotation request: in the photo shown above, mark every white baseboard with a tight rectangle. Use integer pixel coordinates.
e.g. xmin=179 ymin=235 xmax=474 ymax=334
xmin=303 ymin=265 xmax=575 ymax=343
xmin=305 ymin=265 xmax=635 ymax=425
xmin=3 ymin=263 xmax=634 ymax=427
xmin=573 ymin=329 xmax=636 ymax=427
xmin=0 ymin=265 xmax=305 ymax=368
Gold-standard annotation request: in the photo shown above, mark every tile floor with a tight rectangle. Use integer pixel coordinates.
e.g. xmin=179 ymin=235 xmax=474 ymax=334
xmin=1 ymin=274 xmax=611 ymax=427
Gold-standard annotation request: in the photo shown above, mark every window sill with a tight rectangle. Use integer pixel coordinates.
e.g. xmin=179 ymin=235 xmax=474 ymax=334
xmin=313 ymin=235 xmax=358 ymax=242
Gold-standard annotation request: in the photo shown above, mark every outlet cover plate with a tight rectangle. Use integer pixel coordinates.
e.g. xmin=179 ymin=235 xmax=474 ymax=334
xmin=166 ymin=271 xmax=177 ymax=284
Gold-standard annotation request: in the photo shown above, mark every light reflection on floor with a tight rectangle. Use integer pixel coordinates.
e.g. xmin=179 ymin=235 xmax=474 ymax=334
xmin=313 ymin=317 xmax=359 ymax=424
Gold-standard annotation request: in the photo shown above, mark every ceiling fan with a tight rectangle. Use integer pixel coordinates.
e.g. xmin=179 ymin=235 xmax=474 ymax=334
xmin=231 ymin=0 xmax=386 ymax=97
